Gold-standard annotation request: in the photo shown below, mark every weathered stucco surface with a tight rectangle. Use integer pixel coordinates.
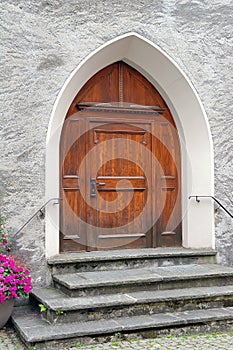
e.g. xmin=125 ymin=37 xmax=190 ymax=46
xmin=0 ymin=0 xmax=232 ymax=285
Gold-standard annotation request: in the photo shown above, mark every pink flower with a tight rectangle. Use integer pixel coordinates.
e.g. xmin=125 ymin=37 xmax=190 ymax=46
xmin=0 ymin=294 xmax=6 ymax=303
xmin=23 ymin=285 xmax=31 ymax=293
xmin=0 ymin=253 xmax=32 ymax=303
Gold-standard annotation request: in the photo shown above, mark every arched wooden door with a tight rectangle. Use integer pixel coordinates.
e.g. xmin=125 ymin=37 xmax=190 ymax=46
xmin=60 ymin=62 xmax=182 ymax=252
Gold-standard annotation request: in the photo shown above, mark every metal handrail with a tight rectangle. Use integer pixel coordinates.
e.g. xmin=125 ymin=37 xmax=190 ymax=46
xmin=13 ymin=198 xmax=62 ymax=238
xmin=189 ymin=195 xmax=233 ymax=218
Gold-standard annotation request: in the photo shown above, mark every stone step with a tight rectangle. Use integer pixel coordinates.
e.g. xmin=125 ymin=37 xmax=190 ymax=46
xmin=31 ymin=285 xmax=233 ymax=324
xmin=12 ymin=305 xmax=233 ymax=349
xmin=53 ymin=264 xmax=233 ymax=297
xmin=48 ymin=248 xmax=216 ymax=274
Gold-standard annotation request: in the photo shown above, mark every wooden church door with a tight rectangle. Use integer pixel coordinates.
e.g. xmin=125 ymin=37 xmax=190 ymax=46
xmin=60 ymin=62 xmax=182 ymax=252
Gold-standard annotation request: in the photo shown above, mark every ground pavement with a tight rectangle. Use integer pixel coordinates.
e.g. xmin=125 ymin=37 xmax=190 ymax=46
xmin=0 ymin=326 xmax=233 ymax=350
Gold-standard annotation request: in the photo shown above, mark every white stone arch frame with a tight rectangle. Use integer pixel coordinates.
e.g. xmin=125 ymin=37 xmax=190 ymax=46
xmin=45 ymin=33 xmax=214 ymax=258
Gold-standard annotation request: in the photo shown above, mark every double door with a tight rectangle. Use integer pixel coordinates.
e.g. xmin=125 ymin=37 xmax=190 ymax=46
xmin=60 ymin=106 xmax=181 ymax=252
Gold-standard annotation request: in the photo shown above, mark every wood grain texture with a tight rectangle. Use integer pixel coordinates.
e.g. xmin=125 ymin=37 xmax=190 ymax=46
xmin=60 ymin=62 xmax=182 ymax=252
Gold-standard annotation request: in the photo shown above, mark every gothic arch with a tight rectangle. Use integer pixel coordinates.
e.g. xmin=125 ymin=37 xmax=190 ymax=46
xmin=46 ymin=33 xmax=214 ymax=257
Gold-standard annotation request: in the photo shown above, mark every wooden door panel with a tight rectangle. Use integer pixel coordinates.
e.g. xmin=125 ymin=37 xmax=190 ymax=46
xmin=96 ymin=176 xmax=146 ymax=191
xmin=60 ymin=61 xmax=182 ymax=252
xmin=60 ymin=118 xmax=87 ymax=252
xmin=87 ymin=118 xmax=152 ymax=250
xmin=152 ymin=119 xmax=182 ymax=246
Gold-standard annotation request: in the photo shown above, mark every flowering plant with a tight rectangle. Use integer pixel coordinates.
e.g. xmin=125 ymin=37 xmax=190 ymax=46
xmin=0 ymin=214 xmax=32 ymax=303
xmin=0 ymin=254 xmax=32 ymax=303
xmin=0 ymin=214 xmax=9 ymax=253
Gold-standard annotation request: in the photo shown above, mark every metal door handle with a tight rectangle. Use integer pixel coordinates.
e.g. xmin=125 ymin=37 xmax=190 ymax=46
xmin=90 ymin=178 xmax=96 ymax=197
xmin=90 ymin=179 xmax=106 ymax=197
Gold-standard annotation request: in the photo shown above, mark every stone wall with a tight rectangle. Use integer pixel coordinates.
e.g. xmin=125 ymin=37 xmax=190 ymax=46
xmin=1 ymin=0 xmax=232 ymax=285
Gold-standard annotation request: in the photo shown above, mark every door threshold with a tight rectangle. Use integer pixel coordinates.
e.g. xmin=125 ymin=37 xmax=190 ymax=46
xmin=48 ymin=247 xmax=216 ymax=265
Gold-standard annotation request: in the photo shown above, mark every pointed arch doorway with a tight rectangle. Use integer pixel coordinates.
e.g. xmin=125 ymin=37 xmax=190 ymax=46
xmin=60 ymin=61 xmax=182 ymax=252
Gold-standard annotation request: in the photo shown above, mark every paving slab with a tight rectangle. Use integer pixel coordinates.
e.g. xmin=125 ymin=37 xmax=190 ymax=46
xmin=48 ymin=248 xmax=216 ymax=264
xmin=173 ymin=307 xmax=233 ymax=323
xmin=53 ymin=264 xmax=233 ymax=290
xmin=118 ymin=313 xmax=183 ymax=330
xmin=11 ymin=305 xmax=233 ymax=343
xmin=31 ymin=285 xmax=233 ymax=311
xmin=53 ymin=267 xmax=161 ymax=288
xmin=129 ymin=285 xmax=233 ymax=302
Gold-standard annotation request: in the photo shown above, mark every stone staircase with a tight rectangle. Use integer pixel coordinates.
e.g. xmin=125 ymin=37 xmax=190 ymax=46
xmin=11 ymin=248 xmax=233 ymax=349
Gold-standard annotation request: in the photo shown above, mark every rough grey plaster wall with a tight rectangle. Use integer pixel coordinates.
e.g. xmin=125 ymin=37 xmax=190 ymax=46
xmin=0 ymin=0 xmax=232 ymax=285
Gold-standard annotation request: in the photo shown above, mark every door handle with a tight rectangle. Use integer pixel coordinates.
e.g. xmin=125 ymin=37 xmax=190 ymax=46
xmin=90 ymin=179 xmax=106 ymax=197
xmin=90 ymin=178 xmax=96 ymax=197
